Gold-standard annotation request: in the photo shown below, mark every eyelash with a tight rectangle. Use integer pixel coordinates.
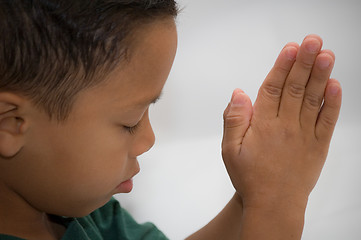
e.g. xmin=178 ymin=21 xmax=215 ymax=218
xmin=122 ymin=103 xmax=155 ymax=135
xmin=124 ymin=123 xmax=140 ymax=135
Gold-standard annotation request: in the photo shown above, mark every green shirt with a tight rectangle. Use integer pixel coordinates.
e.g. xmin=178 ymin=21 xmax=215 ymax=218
xmin=0 ymin=198 xmax=168 ymax=240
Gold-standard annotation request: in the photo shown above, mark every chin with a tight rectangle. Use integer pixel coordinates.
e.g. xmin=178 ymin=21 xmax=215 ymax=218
xmin=54 ymin=196 xmax=113 ymax=218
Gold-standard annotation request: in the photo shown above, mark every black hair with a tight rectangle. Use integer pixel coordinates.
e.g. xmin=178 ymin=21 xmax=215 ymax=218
xmin=0 ymin=0 xmax=178 ymax=121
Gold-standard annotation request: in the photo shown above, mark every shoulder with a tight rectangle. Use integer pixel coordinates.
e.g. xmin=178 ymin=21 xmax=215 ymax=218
xmin=76 ymin=197 xmax=169 ymax=240
xmin=0 ymin=234 xmax=24 ymax=240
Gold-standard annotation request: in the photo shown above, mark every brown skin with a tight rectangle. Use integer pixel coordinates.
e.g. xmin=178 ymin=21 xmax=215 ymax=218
xmin=186 ymin=35 xmax=342 ymax=240
xmin=0 ymin=17 xmax=342 ymax=240
xmin=0 ymin=19 xmax=177 ymax=240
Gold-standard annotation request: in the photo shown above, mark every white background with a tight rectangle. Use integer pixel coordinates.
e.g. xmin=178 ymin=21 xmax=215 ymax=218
xmin=116 ymin=0 xmax=361 ymax=239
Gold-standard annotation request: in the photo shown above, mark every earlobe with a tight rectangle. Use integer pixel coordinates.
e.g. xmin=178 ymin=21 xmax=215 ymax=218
xmin=0 ymin=130 xmax=23 ymax=158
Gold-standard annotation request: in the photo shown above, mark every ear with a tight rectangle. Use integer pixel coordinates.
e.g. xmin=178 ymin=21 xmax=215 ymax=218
xmin=0 ymin=93 xmax=26 ymax=158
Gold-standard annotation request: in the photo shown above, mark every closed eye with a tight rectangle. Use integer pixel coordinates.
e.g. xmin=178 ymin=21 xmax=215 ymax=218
xmin=123 ymin=122 xmax=141 ymax=135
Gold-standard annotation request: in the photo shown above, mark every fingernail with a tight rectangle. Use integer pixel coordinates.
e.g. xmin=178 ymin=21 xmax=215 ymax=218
xmin=285 ymin=47 xmax=297 ymax=60
xmin=232 ymin=93 xmax=246 ymax=106
xmin=329 ymin=85 xmax=339 ymax=96
xmin=306 ymin=39 xmax=321 ymax=53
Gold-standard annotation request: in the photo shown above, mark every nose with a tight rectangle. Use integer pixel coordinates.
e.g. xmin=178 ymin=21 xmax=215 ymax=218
xmin=132 ymin=110 xmax=155 ymax=157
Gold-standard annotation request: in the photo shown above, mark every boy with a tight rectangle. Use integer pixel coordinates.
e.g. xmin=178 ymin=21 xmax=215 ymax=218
xmin=0 ymin=0 xmax=341 ymax=239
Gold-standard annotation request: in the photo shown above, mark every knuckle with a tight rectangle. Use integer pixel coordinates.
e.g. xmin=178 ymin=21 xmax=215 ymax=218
xmin=224 ymin=115 xmax=247 ymax=129
xmin=286 ymin=82 xmax=305 ymax=98
xmin=320 ymin=114 xmax=336 ymax=127
xmin=280 ymin=123 xmax=298 ymax=139
xmin=223 ymin=104 xmax=231 ymax=119
xmin=261 ymin=83 xmax=283 ymax=100
xmin=281 ymin=127 xmax=296 ymax=139
xmin=304 ymin=92 xmax=323 ymax=109
xmin=300 ymin=58 xmax=315 ymax=70
xmin=273 ymin=64 xmax=291 ymax=76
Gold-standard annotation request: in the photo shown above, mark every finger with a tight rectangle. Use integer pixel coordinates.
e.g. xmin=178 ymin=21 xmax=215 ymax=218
xmin=223 ymin=88 xmax=245 ymax=117
xmin=222 ymin=89 xmax=253 ymax=156
xmin=300 ymin=50 xmax=335 ymax=131
xmin=278 ymin=34 xmax=323 ymax=121
xmin=315 ymin=79 xmax=342 ymax=142
xmin=253 ymin=43 xmax=299 ymax=119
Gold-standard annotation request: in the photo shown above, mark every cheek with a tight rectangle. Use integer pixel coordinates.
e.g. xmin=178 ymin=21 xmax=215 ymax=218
xmin=14 ymin=123 xmax=134 ymax=216
xmin=53 ymin=124 xmax=132 ymax=191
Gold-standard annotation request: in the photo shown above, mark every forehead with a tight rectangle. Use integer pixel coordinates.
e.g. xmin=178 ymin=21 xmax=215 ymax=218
xmin=110 ymin=20 xmax=177 ymax=104
xmin=72 ymin=19 xmax=177 ymax=113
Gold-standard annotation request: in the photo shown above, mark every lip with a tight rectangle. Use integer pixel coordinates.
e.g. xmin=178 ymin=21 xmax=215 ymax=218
xmin=115 ymin=179 xmax=134 ymax=193
xmin=115 ymin=168 xmax=140 ymax=193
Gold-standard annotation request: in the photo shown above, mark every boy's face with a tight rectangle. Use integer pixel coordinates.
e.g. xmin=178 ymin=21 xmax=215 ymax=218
xmin=1 ymin=19 xmax=177 ymax=217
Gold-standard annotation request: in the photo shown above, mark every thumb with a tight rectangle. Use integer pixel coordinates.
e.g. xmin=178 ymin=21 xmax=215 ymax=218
xmin=222 ymin=89 xmax=253 ymax=154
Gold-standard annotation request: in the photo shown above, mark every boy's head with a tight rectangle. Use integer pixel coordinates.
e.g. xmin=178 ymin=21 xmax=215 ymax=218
xmin=0 ymin=0 xmax=178 ymax=121
xmin=0 ymin=0 xmax=178 ymax=218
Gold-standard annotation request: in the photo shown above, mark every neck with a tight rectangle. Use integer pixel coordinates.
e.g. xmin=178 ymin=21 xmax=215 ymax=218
xmin=0 ymin=181 xmax=66 ymax=240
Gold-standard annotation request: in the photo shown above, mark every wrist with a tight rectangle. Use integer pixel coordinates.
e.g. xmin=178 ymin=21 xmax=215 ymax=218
xmin=240 ymin=206 xmax=306 ymax=240
xmin=240 ymin=195 xmax=308 ymax=240
xmin=241 ymin=189 xmax=309 ymax=213
xmin=243 ymin=199 xmax=307 ymax=222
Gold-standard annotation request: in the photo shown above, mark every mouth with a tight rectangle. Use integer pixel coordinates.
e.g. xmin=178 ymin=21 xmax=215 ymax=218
xmin=115 ymin=168 xmax=140 ymax=193
xmin=115 ymin=179 xmax=134 ymax=193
